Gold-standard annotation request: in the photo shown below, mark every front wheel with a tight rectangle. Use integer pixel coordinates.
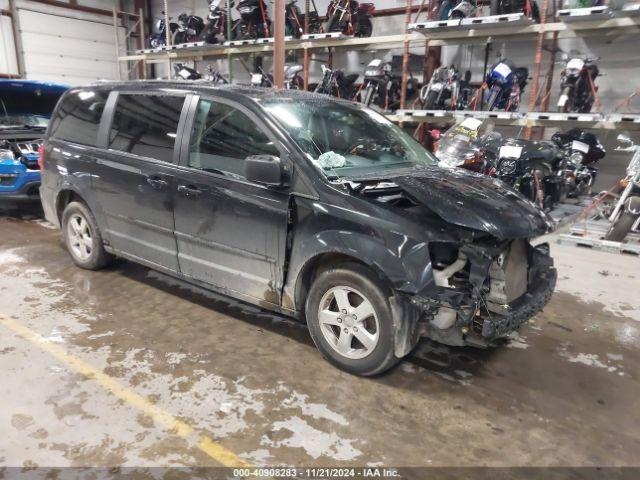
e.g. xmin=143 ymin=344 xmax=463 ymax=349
xmin=354 ymin=17 xmax=372 ymax=37
xmin=605 ymin=211 xmax=638 ymax=242
xmin=485 ymin=86 xmax=501 ymax=111
xmin=305 ymin=263 xmax=400 ymax=376
xmin=62 ymin=201 xmax=112 ymax=270
xmin=424 ymin=89 xmax=439 ymax=109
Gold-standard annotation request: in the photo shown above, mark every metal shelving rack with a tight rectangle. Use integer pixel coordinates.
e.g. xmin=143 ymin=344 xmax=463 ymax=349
xmin=114 ymin=3 xmax=640 ymax=130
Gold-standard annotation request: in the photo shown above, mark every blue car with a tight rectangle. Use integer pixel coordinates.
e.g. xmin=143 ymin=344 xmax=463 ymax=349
xmin=0 ymin=80 xmax=68 ymax=202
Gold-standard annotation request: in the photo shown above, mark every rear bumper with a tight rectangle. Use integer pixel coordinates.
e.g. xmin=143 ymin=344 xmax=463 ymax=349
xmin=0 ymin=180 xmax=41 ymax=202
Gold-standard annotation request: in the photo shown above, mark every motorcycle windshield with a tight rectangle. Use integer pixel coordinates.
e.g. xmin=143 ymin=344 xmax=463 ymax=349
xmin=435 ymin=117 xmax=495 ymax=167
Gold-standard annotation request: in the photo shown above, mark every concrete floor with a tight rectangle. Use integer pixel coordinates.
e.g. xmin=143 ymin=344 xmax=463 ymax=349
xmin=1 ymin=207 xmax=639 ymax=469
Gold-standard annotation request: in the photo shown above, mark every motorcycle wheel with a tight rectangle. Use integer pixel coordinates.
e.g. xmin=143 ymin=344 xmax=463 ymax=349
xmin=325 ymin=13 xmax=340 ymax=33
xmin=557 ymin=87 xmax=571 ymax=113
xmin=174 ymin=31 xmax=187 ymax=44
xmin=485 ymin=86 xmax=501 ymax=111
xmin=362 ymin=83 xmax=376 ymax=106
xmin=424 ymin=90 xmax=439 ymax=109
xmin=354 ymin=17 xmax=372 ymax=37
xmin=605 ymin=211 xmax=638 ymax=242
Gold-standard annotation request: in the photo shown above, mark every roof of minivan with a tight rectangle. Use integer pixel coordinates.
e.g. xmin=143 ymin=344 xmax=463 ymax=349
xmin=78 ymin=80 xmax=357 ymax=106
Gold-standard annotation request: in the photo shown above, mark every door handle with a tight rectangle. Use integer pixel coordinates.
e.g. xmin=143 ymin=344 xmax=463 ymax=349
xmin=147 ymin=175 xmax=169 ymax=190
xmin=177 ymin=184 xmax=203 ymax=198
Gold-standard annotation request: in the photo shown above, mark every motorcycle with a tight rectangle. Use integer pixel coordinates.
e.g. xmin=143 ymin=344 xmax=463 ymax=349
xmin=201 ymin=0 xmax=233 ymax=43
xmin=557 ymin=53 xmax=600 ymax=113
xmin=314 ymin=64 xmax=359 ymax=99
xmin=250 ymin=64 xmax=304 ymax=89
xmin=147 ymin=12 xmax=180 ymax=48
xmin=551 ymin=129 xmax=605 ymax=198
xmin=490 ymin=0 xmax=540 ymax=22
xmin=449 ymin=0 xmax=477 ymax=19
xmin=605 ymin=134 xmax=640 ymax=241
xmin=436 ymin=118 xmax=566 ymax=210
xmin=420 ymin=65 xmax=464 ymax=110
xmin=325 ymin=0 xmax=374 ymax=37
xmin=174 ymin=63 xmax=202 ymax=80
xmin=204 ymin=65 xmax=228 ymax=83
xmin=360 ymin=59 xmax=400 ymax=111
xmin=285 ymin=0 xmax=323 ymax=38
xmin=236 ymin=0 xmax=271 ymax=39
xmin=484 ymin=59 xmax=528 ymax=111
xmin=174 ymin=12 xmax=205 ymax=44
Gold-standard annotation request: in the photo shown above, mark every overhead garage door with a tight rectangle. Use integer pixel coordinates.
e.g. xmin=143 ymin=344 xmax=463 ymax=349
xmin=18 ymin=8 xmax=125 ymax=86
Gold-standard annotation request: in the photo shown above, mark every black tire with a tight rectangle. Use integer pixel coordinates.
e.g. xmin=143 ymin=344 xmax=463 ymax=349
xmin=325 ymin=13 xmax=340 ymax=33
xmin=605 ymin=211 xmax=638 ymax=242
xmin=61 ymin=201 xmax=112 ymax=270
xmin=424 ymin=90 xmax=439 ymax=109
xmin=305 ymin=263 xmax=401 ymax=376
xmin=355 ymin=17 xmax=372 ymax=37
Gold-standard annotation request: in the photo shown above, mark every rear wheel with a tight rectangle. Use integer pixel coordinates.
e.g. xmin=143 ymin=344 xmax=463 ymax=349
xmin=424 ymin=90 xmax=439 ymax=109
xmin=305 ymin=263 xmax=400 ymax=376
xmin=354 ymin=17 xmax=372 ymax=37
xmin=62 ymin=201 xmax=112 ymax=270
xmin=362 ymin=83 xmax=376 ymax=106
xmin=605 ymin=211 xmax=637 ymax=242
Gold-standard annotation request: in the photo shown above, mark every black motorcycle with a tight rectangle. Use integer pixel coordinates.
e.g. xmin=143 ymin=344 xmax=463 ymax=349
xmin=201 ymin=0 xmax=233 ymax=43
xmin=314 ymin=65 xmax=359 ymax=99
xmin=237 ymin=0 xmax=271 ymax=39
xmin=174 ymin=63 xmax=202 ymax=80
xmin=551 ymin=129 xmax=605 ymax=197
xmin=175 ymin=12 xmax=205 ymax=44
xmin=557 ymin=54 xmax=600 ymax=113
xmin=285 ymin=0 xmax=322 ymax=38
xmin=325 ymin=0 xmax=374 ymax=37
xmin=147 ymin=12 xmax=180 ymax=48
xmin=490 ymin=0 xmax=540 ymax=22
xmin=436 ymin=118 xmax=566 ymax=211
xmin=361 ymin=60 xmax=399 ymax=110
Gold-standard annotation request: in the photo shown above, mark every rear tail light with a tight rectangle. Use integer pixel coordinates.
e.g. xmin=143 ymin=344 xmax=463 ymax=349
xmin=37 ymin=144 xmax=46 ymax=170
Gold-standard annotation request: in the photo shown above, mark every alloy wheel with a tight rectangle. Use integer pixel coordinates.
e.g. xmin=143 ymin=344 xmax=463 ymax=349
xmin=67 ymin=213 xmax=93 ymax=262
xmin=317 ymin=286 xmax=379 ymax=360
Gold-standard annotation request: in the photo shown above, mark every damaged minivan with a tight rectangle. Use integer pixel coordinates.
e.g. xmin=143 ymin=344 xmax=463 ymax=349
xmin=40 ymin=82 xmax=556 ymax=375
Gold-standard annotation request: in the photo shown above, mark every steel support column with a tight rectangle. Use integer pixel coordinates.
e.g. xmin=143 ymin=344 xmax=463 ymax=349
xmin=273 ymin=0 xmax=286 ymax=88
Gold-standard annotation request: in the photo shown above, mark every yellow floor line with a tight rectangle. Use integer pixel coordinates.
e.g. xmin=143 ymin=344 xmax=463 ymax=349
xmin=0 ymin=313 xmax=251 ymax=468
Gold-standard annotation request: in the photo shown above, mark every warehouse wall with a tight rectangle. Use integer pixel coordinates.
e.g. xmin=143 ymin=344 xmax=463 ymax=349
xmin=0 ymin=0 xmax=127 ymax=85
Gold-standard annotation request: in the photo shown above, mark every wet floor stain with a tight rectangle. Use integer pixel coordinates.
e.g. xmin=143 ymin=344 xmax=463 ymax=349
xmin=0 ymin=218 xmax=639 ymax=468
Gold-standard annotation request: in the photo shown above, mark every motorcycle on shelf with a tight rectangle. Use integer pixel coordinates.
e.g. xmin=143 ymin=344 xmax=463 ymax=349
xmin=314 ymin=64 xmax=359 ymax=99
xmin=285 ymin=0 xmax=323 ymax=38
xmin=449 ymin=0 xmax=477 ymax=19
xmin=420 ymin=66 xmax=468 ymax=110
xmin=237 ymin=0 xmax=271 ymax=39
xmin=201 ymin=0 xmax=233 ymax=43
xmin=147 ymin=12 xmax=180 ymax=48
xmin=325 ymin=0 xmax=374 ymax=37
xmin=435 ymin=118 xmax=567 ymax=211
xmin=204 ymin=65 xmax=228 ymax=83
xmin=484 ymin=59 xmax=528 ymax=111
xmin=175 ymin=12 xmax=205 ymax=44
xmin=490 ymin=0 xmax=540 ymax=22
xmin=360 ymin=60 xmax=399 ymax=110
xmin=174 ymin=63 xmax=202 ymax=80
xmin=557 ymin=53 xmax=600 ymax=113
xmin=250 ymin=65 xmax=304 ymax=89
xmin=551 ymin=129 xmax=605 ymax=198
xmin=604 ymin=134 xmax=640 ymax=241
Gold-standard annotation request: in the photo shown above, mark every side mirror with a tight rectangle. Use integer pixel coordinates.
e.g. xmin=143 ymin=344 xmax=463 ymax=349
xmin=245 ymin=155 xmax=283 ymax=186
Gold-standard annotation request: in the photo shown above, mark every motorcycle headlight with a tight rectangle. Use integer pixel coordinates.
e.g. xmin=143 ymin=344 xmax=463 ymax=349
xmin=569 ymin=152 xmax=584 ymax=165
xmin=499 ymin=158 xmax=517 ymax=175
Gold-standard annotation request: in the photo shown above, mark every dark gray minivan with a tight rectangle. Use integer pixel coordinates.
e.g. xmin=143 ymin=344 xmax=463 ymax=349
xmin=40 ymin=81 xmax=557 ymax=375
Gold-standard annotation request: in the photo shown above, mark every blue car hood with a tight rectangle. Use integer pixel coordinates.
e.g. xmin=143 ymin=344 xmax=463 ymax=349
xmin=0 ymin=80 xmax=69 ymax=117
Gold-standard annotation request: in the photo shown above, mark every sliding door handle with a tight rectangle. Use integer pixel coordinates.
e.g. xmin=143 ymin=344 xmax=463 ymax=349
xmin=146 ymin=176 xmax=169 ymax=190
xmin=177 ymin=184 xmax=203 ymax=198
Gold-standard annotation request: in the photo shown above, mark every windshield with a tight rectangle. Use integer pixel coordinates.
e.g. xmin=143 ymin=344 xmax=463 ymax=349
xmin=262 ymin=98 xmax=438 ymax=179
xmin=0 ymin=113 xmax=49 ymax=128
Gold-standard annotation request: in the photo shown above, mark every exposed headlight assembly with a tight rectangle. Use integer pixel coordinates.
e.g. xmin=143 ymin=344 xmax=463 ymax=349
xmin=0 ymin=149 xmax=15 ymax=162
xmin=499 ymin=158 xmax=517 ymax=175
xmin=569 ymin=152 xmax=584 ymax=165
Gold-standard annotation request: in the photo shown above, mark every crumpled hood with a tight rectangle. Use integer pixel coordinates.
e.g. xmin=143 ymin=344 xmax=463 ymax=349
xmin=388 ymin=167 xmax=554 ymax=239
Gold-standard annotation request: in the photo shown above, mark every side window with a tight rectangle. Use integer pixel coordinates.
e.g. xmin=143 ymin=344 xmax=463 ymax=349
xmin=108 ymin=94 xmax=184 ymax=163
xmin=49 ymin=89 xmax=109 ymax=146
xmin=188 ymin=99 xmax=279 ymax=179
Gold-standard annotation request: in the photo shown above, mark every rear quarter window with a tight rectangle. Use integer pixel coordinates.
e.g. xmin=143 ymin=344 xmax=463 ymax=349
xmin=49 ymin=89 xmax=109 ymax=146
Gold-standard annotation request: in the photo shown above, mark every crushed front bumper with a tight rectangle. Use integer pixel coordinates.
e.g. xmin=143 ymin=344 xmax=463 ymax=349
xmin=413 ymin=242 xmax=557 ymax=348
